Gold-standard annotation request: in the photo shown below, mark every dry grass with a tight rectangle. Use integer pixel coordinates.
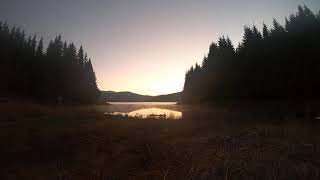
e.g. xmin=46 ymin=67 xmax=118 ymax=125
xmin=0 ymin=101 xmax=320 ymax=179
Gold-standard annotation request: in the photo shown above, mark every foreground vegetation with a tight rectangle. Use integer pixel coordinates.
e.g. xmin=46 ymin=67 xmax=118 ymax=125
xmin=1 ymin=101 xmax=320 ymax=179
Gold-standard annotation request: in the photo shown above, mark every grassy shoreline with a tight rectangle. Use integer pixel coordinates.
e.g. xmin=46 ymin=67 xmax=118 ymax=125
xmin=1 ymin=102 xmax=320 ymax=179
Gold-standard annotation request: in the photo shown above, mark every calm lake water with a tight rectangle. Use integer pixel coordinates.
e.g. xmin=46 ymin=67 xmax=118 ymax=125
xmin=109 ymin=102 xmax=177 ymax=105
xmin=104 ymin=102 xmax=182 ymax=119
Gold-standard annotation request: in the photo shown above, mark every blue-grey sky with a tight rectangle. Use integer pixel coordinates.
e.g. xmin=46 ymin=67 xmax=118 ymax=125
xmin=1 ymin=0 xmax=319 ymax=95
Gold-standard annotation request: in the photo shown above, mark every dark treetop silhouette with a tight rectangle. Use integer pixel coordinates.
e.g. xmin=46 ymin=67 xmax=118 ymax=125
xmin=0 ymin=24 xmax=99 ymax=104
xmin=182 ymin=5 xmax=320 ymax=104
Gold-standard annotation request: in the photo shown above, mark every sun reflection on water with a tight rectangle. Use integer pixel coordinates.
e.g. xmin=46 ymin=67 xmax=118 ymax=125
xmin=107 ymin=108 xmax=182 ymax=120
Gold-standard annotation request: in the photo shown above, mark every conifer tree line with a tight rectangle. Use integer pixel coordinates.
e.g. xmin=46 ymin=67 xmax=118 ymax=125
xmin=182 ymin=5 xmax=320 ymax=103
xmin=0 ymin=22 xmax=99 ymax=103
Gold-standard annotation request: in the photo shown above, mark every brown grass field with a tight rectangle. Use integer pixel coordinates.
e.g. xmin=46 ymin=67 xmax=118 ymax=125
xmin=1 ymin=101 xmax=320 ymax=179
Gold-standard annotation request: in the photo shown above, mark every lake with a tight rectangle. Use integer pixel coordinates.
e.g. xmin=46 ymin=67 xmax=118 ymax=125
xmin=104 ymin=102 xmax=182 ymax=119
xmin=109 ymin=102 xmax=177 ymax=105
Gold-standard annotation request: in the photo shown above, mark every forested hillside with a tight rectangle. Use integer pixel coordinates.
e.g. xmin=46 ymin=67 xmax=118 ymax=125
xmin=99 ymin=91 xmax=180 ymax=102
xmin=182 ymin=6 xmax=320 ymax=103
xmin=0 ymin=22 xmax=99 ymax=103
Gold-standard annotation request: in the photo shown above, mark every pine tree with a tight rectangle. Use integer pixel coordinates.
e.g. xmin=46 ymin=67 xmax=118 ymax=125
xmin=262 ymin=23 xmax=270 ymax=39
xmin=36 ymin=38 xmax=43 ymax=57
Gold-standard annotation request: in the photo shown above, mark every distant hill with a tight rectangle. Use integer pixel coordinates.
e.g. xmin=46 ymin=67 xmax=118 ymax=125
xmin=99 ymin=91 xmax=180 ymax=102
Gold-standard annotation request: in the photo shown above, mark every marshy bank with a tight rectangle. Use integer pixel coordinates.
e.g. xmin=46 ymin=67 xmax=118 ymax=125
xmin=0 ymin=101 xmax=320 ymax=179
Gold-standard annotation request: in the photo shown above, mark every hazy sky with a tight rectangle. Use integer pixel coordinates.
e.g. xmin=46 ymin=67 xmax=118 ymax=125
xmin=1 ymin=0 xmax=320 ymax=95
